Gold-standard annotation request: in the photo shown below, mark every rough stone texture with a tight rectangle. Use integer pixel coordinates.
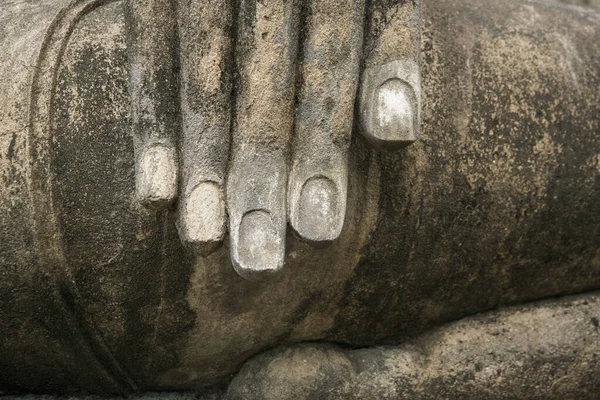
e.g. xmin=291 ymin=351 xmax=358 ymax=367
xmin=227 ymin=292 xmax=600 ymax=399
xmin=174 ymin=0 xmax=232 ymax=254
xmin=226 ymin=0 xmax=302 ymax=278
xmin=123 ymin=0 xmax=180 ymax=208
xmin=287 ymin=0 xmax=366 ymax=243
xmin=0 ymin=394 xmax=221 ymax=400
xmin=3 ymin=292 xmax=599 ymax=398
xmin=556 ymin=0 xmax=600 ymax=8
xmin=0 ymin=0 xmax=599 ymax=396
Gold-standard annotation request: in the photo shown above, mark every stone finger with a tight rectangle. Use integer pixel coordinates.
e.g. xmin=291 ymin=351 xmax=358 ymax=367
xmin=288 ymin=0 xmax=366 ymax=243
xmin=227 ymin=0 xmax=301 ymax=280
xmin=175 ymin=0 xmax=233 ymax=255
xmin=124 ymin=0 xmax=179 ymax=208
xmin=358 ymin=0 xmax=422 ymax=150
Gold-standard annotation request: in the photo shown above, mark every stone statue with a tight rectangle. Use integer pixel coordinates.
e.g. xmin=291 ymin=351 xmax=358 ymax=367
xmin=124 ymin=0 xmax=421 ymax=279
xmin=0 ymin=0 xmax=599 ymax=398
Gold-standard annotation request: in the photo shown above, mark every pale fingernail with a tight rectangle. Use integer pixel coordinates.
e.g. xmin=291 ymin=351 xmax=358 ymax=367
xmin=136 ymin=144 xmax=178 ymax=208
xmin=376 ymin=79 xmax=417 ymax=144
xmin=233 ymin=210 xmax=284 ymax=281
xmin=360 ymin=60 xmax=421 ymax=150
xmin=177 ymin=182 xmax=225 ymax=256
xmin=293 ymin=177 xmax=341 ymax=243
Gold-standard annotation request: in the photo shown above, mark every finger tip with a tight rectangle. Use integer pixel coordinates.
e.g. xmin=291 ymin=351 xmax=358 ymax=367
xmin=360 ymin=61 xmax=420 ymax=151
xmin=177 ymin=182 xmax=226 ymax=256
xmin=363 ymin=78 xmax=418 ymax=151
xmin=232 ymin=210 xmax=285 ymax=281
xmin=136 ymin=144 xmax=178 ymax=207
xmin=291 ymin=176 xmax=344 ymax=244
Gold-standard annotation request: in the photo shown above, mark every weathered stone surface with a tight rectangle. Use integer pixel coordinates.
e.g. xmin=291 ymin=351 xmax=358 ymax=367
xmin=3 ymin=292 xmax=599 ymax=398
xmin=0 ymin=393 xmax=221 ymax=400
xmin=0 ymin=0 xmax=599 ymax=395
xmin=227 ymin=292 xmax=600 ymax=399
xmin=557 ymin=0 xmax=600 ymax=8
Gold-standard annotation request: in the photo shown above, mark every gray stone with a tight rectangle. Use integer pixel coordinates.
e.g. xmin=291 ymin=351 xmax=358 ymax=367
xmin=359 ymin=59 xmax=421 ymax=150
xmin=287 ymin=0 xmax=367 ymax=244
xmin=124 ymin=0 xmax=179 ymax=208
xmin=124 ymin=0 xmax=418 ymax=266
xmin=227 ymin=293 xmax=600 ymax=399
xmin=174 ymin=0 xmax=232 ymax=255
xmin=0 ymin=0 xmax=599 ymax=396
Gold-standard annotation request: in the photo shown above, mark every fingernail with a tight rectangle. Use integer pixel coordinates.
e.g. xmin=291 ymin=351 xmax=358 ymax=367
xmin=293 ymin=177 xmax=341 ymax=243
xmin=136 ymin=144 xmax=178 ymax=208
xmin=375 ymin=78 xmax=417 ymax=145
xmin=177 ymin=182 xmax=225 ymax=256
xmin=234 ymin=210 xmax=284 ymax=281
xmin=360 ymin=60 xmax=420 ymax=150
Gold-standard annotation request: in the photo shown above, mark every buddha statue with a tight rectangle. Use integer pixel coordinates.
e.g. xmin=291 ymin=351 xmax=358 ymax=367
xmin=0 ymin=0 xmax=599 ymax=397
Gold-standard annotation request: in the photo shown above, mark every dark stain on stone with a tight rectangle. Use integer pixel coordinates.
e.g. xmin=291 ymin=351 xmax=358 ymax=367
xmin=7 ymin=134 xmax=16 ymax=161
xmin=328 ymin=0 xmax=600 ymax=346
xmin=49 ymin=4 xmax=196 ymax=391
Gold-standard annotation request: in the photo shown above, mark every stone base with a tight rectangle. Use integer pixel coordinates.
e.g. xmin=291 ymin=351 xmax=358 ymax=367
xmin=3 ymin=292 xmax=599 ymax=399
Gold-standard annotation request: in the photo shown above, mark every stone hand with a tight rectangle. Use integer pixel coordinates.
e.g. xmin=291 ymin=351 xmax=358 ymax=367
xmin=125 ymin=0 xmax=421 ymax=279
xmin=229 ymin=0 xmax=375 ymax=280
